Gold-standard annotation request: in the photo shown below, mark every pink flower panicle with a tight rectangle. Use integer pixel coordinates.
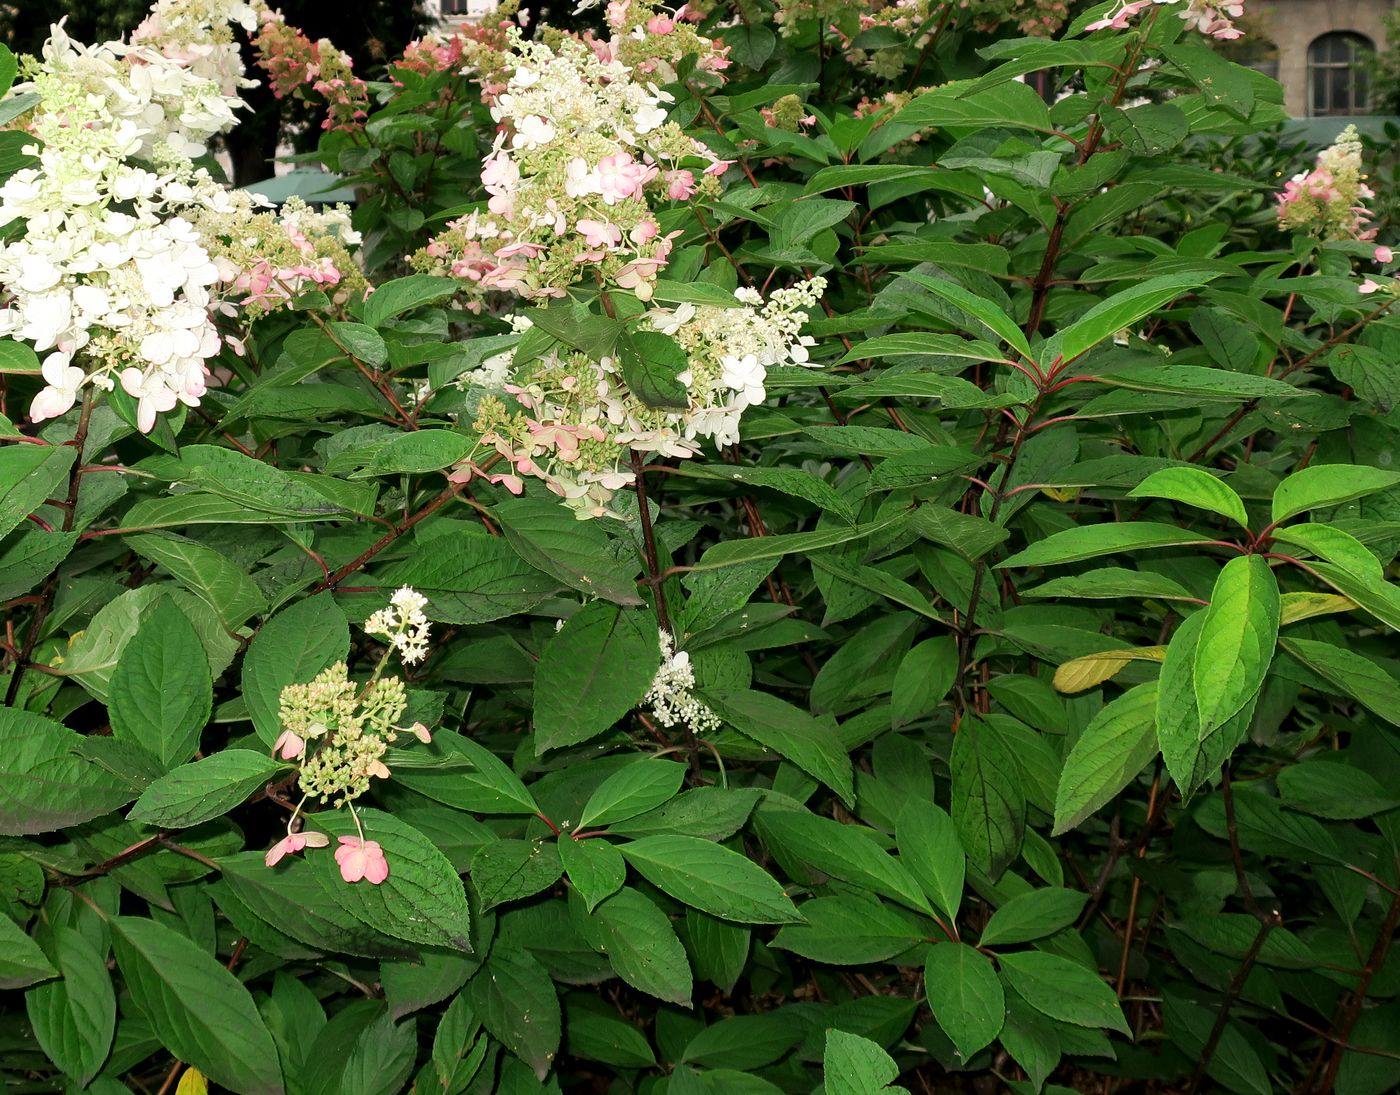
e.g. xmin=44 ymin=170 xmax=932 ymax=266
xmin=1086 ymin=0 xmax=1243 ymax=39
xmin=252 ymin=11 xmax=369 ymax=131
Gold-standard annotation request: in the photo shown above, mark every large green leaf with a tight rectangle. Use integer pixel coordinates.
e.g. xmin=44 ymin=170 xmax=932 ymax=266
xmin=1271 ymin=464 xmax=1400 ymax=525
xmin=0 ymin=911 xmax=57 ymax=989
xmin=703 ymin=689 xmax=854 ymax=804
xmin=575 ymin=887 xmax=693 ymax=1005
xmin=619 ymin=835 xmax=801 ymax=924
xmin=1053 ymin=682 xmax=1159 ymax=834
xmin=494 ymin=496 xmax=642 ymax=604
xmin=25 ymin=927 xmax=114 ymax=1085
xmin=0 ymin=708 xmax=134 ymax=836
xmin=241 ymin=592 xmax=349 ymax=749
xmin=757 ymin=806 xmax=933 ymax=917
xmin=1126 ymin=467 xmax=1249 ymax=527
xmin=895 ymin=799 xmax=964 ymax=921
xmin=308 ymin=809 xmax=472 ymax=951
xmin=128 ymin=750 xmax=288 ymax=828
xmin=464 ymin=951 xmax=560 ymax=1081
xmin=108 ymin=597 xmax=212 ymax=771
xmin=111 ymin=916 xmax=285 ymax=1094
xmin=534 ymin=602 xmax=660 ymax=754
xmin=950 ymin=721 xmax=1025 ymax=879
xmin=1000 ymin=522 xmax=1216 ymax=568
xmin=1193 ymin=556 xmax=1278 ymax=732
xmin=997 ymin=952 xmax=1129 ymax=1035
xmin=1280 ymin=637 xmax=1400 ymax=727
xmin=924 ymin=943 xmax=1005 ymax=1062
xmin=0 ymin=444 xmax=75 ymax=541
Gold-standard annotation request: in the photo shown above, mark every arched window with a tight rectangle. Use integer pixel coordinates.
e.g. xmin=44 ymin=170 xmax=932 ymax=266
xmin=1308 ymin=32 xmax=1372 ymax=116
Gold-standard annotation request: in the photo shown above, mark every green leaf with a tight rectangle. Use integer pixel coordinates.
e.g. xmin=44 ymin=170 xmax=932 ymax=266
xmin=0 ymin=443 xmax=75 ymax=541
xmin=128 ymin=750 xmax=287 ymax=828
xmin=1093 ymin=365 xmax=1301 ymax=400
xmin=566 ymin=1001 xmax=656 ymax=1068
xmin=327 ymin=321 xmax=387 ymax=367
xmin=1279 ymin=637 xmax=1400 ymax=728
xmin=823 ymin=1029 xmax=906 ymax=1095
xmin=495 ymin=496 xmax=642 ymax=604
xmin=0 ymin=910 xmax=57 ymax=989
xmin=0 ymin=707 xmax=135 ymax=835
xmin=25 ymin=927 xmax=114 ymax=1085
xmin=895 ymin=799 xmax=964 ymax=921
xmin=377 ymin=531 xmax=559 ymax=625
xmin=997 ymin=952 xmax=1129 ymax=1035
xmin=1025 ymin=567 xmax=1198 ymax=603
xmin=682 ymin=1015 xmax=801 ymax=1069
xmin=577 ymin=886 xmax=693 ymax=1005
xmin=0 ymin=337 xmax=39 ymax=373
xmin=360 ymin=273 xmax=458 ymax=327
xmin=1271 ymin=523 xmax=1382 ymax=584
xmin=619 ymin=834 xmax=801 ymax=924
xmin=559 ymin=836 xmax=627 ymax=912
xmin=900 ymin=272 xmax=1035 ymax=363
xmin=469 ymin=839 xmax=563 ymax=911
xmin=309 ymin=809 xmax=472 ymax=951
xmin=1053 ymin=274 xmax=1215 ymax=365
xmin=616 ymin=328 xmax=689 ymax=409
xmin=1310 ymin=562 xmax=1400 ymax=633
xmin=950 ymin=721 xmax=1025 ymax=879
xmin=693 ymin=515 xmax=903 ymax=573
xmin=577 ymin=758 xmax=687 ymax=829
xmin=0 ymin=529 xmax=76 ymax=600
xmin=686 ymin=909 xmax=750 ymax=992
xmin=924 ymin=943 xmax=1005 ymax=1063
xmin=108 ymin=597 xmax=212 ymax=771
xmin=1053 ymin=683 xmax=1159 ymax=834
xmin=125 ymin=533 xmax=267 ymax=628
xmin=1271 ymin=464 xmax=1400 ymax=525
xmin=533 ymin=602 xmax=661 ymax=754
xmin=703 ymin=689 xmax=854 ymax=805
xmin=980 ymin=888 xmax=1087 ymax=947
xmin=1127 ymin=467 xmax=1249 ymax=527
xmin=242 ymin=592 xmax=349 ymax=749
xmin=890 ymin=636 xmax=958 ymax=728
xmin=465 ymin=951 xmax=560 ymax=1081
xmin=771 ymin=894 xmax=923 ymax=964
xmin=360 ymin=430 xmax=472 ymax=475
xmin=911 ymin=505 xmax=1009 ymax=561
xmin=1000 ymin=522 xmax=1215 ymax=568
xmin=110 ymin=916 xmax=284 ymax=1095
xmin=1276 ymin=758 xmax=1400 ymax=819
xmin=757 ymin=806 xmax=933 ymax=917
xmin=394 ymin=730 xmax=539 ymax=815
xmin=897 ymin=80 xmax=1053 ymax=134
xmin=1193 ymin=556 xmax=1278 ymax=733
xmin=338 ymin=1009 xmax=418 ymax=1095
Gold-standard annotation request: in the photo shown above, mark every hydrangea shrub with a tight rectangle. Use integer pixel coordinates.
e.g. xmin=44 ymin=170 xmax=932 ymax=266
xmin=3 ymin=0 xmax=1400 ymax=1092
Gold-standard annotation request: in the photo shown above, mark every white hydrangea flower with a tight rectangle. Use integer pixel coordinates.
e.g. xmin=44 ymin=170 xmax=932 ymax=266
xmin=365 ymin=587 xmax=433 ymax=666
xmin=646 ymin=630 xmax=721 ymax=736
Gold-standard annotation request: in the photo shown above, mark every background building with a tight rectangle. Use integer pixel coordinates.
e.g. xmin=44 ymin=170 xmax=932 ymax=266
xmin=1249 ymin=0 xmax=1397 ymax=116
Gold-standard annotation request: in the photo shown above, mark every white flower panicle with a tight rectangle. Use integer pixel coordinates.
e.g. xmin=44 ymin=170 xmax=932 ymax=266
xmin=364 ymin=587 xmax=433 ymax=666
xmin=413 ymin=29 xmax=727 ymax=307
xmin=466 ymin=278 xmax=825 ymax=518
xmin=0 ymin=2 xmax=363 ymax=433
xmin=646 ymin=630 xmax=721 ymax=736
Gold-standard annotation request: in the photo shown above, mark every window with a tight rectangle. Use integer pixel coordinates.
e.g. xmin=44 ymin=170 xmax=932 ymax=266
xmin=1308 ymin=32 xmax=1372 ymax=116
xmin=441 ymin=0 xmax=498 ymax=16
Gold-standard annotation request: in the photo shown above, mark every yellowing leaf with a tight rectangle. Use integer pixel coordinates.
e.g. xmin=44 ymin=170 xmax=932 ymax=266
xmin=175 ymin=1068 xmax=209 ymax=1095
xmin=1053 ymin=647 xmax=1165 ymax=694
xmin=1279 ymin=592 xmax=1356 ymax=626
